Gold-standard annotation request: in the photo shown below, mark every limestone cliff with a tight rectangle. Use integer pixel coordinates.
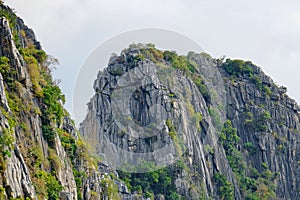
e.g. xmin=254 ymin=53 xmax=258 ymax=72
xmin=0 ymin=4 xmax=121 ymax=200
xmin=80 ymin=44 xmax=300 ymax=200
xmin=1 ymin=3 xmax=300 ymax=200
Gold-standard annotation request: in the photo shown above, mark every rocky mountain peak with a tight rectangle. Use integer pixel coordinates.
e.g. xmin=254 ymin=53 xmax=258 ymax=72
xmin=80 ymin=43 xmax=300 ymax=199
xmin=1 ymin=3 xmax=300 ymax=200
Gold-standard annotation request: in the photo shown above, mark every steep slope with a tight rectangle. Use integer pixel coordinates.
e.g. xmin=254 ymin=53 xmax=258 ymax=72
xmin=1 ymin=3 xmax=300 ymax=200
xmin=80 ymin=44 xmax=300 ymax=199
xmin=0 ymin=4 xmax=123 ymax=200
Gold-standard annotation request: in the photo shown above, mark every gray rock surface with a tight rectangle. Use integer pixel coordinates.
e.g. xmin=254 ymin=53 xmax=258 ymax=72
xmin=80 ymin=46 xmax=300 ymax=199
xmin=1 ymin=4 xmax=300 ymax=200
xmin=0 ymin=5 xmax=122 ymax=200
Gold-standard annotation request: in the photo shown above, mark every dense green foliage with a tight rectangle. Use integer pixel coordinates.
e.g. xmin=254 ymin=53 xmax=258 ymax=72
xmin=0 ymin=56 xmax=14 ymax=82
xmin=163 ymin=50 xmax=210 ymax=102
xmin=223 ymin=59 xmax=254 ymax=77
xmin=163 ymin=50 xmax=197 ymax=74
xmin=132 ymin=46 xmax=211 ymax=103
xmin=218 ymin=120 xmax=276 ymax=199
xmin=213 ymin=172 xmax=234 ymax=200
xmin=119 ymin=161 xmax=185 ymax=200
xmin=57 ymin=128 xmax=76 ymax=160
xmin=42 ymin=85 xmax=65 ymax=122
xmin=0 ymin=7 xmax=17 ymax=28
xmin=166 ymin=119 xmax=176 ymax=139
xmin=219 ymin=120 xmax=239 ymax=151
xmin=223 ymin=59 xmax=273 ymax=97
xmin=19 ymin=45 xmax=66 ymax=145
xmin=0 ymin=8 xmax=73 ymax=198
xmin=219 ymin=120 xmax=245 ymax=175
xmin=36 ymin=171 xmax=63 ymax=200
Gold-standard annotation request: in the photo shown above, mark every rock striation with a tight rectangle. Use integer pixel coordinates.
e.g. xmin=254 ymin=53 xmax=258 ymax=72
xmin=1 ymin=3 xmax=300 ymax=200
xmin=0 ymin=4 xmax=122 ymax=200
xmin=80 ymin=44 xmax=300 ymax=199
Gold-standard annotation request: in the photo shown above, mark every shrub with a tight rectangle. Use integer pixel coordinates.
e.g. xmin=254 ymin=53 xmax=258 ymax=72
xmin=0 ymin=56 xmax=16 ymax=84
xmin=32 ymin=176 xmax=47 ymax=199
xmin=24 ymin=55 xmax=44 ymax=97
xmin=100 ymin=176 xmax=120 ymax=200
xmin=41 ymin=124 xmax=53 ymax=139
xmin=263 ymin=86 xmax=272 ymax=97
xmin=192 ymin=74 xmax=210 ymax=102
xmin=0 ymin=186 xmax=5 ymax=199
xmin=250 ymin=75 xmax=272 ymax=97
xmin=0 ymin=8 xmax=17 ymax=31
xmin=20 ymin=46 xmax=47 ymax=64
xmin=219 ymin=120 xmax=239 ymax=151
xmin=262 ymin=162 xmax=268 ymax=170
xmin=0 ymin=56 xmax=10 ymax=75
xmin=0 ymin=126 xmax=14 ymax=172
xmin=244 ymin=142 xmax=257 ymax=154
xmin=192 ymin=112 xmax=203 ymax=131
xmin=48 ymin=148 xmax=61 ymax=172
xmin=163 ymin=51 xmax=197 ymax=74
xmin=255 ymin=111 xmax=271 ymax=132
xmin=204 ymin=144 xmax=214 ymax=155
xmin=29 ymin=145 xmax=44 ymax=169
xmin=133 ymin=54 xmax=146 ymax=63
xmin=244 ymin=112 xmax=254 ymax=124
xmin=261 ymin=111 xmax=271 ymax=120
xmin=56 ymin=128 xmax=77 ymax=163
xmin=42 ymin=85 xmax=65 ymax=123
xmin=223 ymin=59 xmax=253 ymax=77
xmin=36 ymin=170 xmax=63 ymax=200
xmin=213 ymin=172 xmax=234 ymax=200
xmin=166 ymin=119 xmax=176 ymax=140
xmin=0 ymin=128 xmax=14 ymax=149
xmin=118 ymin=162 xmax=183 ymax=199
xmin=139 ymin=47 xmax=164 ymax=63
xmin=250 ymin=75 xmax=262 ymax=88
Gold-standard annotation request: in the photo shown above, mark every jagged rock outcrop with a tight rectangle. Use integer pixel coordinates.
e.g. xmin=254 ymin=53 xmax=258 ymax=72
xmin=1 ymin=3 xmax=300 ymax=200
xmin=0 ymin=16 xmax=30 ymax=85
xmin=0 ymin=4 xmax=123 ymax=200
xmin=80 ymin=44 xmax=300 ymax=199
xmin=0 ymin=11 xmax=38 ymax=199
xmin=216 ymin=61 xmax=300 ymax=199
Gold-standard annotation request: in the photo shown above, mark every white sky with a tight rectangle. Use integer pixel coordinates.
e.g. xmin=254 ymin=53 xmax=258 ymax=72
xmin=5 ymin=0 xmax=300 ymax=123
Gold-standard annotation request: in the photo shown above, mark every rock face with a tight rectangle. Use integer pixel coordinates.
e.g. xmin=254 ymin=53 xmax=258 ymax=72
xmin=0 ymin=4 xmax=122 ymax=200
xmin=1 ymin=3 xmax=300 ymax=200
xmin=80 ymin=44 xmax=300 ymax=199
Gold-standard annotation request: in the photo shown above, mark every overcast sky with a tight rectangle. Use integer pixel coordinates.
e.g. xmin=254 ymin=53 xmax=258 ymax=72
xmin=5 ymin=0 xmax=300 ymax=124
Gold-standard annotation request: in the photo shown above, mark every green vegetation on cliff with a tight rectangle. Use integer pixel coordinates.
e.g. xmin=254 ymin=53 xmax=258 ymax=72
xmin=218 ymin=120 xmax=276 ymax=200
xmin=0 ymin=6 xmax=109 ymax=200
xmin=1 ymin=6 xmax=299 ymax=199
xmin=119 ymin=160 xmax=185 ymax=200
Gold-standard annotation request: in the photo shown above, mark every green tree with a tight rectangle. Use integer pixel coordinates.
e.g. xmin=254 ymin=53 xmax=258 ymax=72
xmin=219 ymin=120 xmax=239 ymax=152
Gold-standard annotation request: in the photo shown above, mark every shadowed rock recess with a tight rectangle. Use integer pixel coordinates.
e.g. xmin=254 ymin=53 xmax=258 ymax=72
xmin=1 ymin=4 xmax=300 ymax=200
